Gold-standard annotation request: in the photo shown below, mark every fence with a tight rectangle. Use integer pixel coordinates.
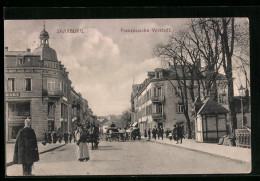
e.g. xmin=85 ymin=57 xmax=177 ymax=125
xmin=235 ymin=129 xmax=251 ymax=148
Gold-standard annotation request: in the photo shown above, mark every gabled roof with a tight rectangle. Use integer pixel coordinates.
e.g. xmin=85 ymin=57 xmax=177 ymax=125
xmin=197 ymin=97 xmax=229 ymax=115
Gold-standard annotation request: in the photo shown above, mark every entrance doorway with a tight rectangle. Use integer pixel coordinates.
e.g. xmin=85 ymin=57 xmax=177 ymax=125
xmin=48 ymin=119 xmax=55 ymax=131
xmin=158 ymin=123 xmax=163 ymax=128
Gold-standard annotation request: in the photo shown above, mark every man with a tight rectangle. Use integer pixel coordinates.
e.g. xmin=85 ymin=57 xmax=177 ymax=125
xmin=148 ymin=128 xmax=151 ymax=140
xmin=48 ymin=130 xmax=52 ymax=144
xmin=160 ymin=126 xmax=164 ymax=140
xmin=13 ymin=118 xmax=39 ymax=176
xmin=69 ymin=130 xmax=73 ymax=143
xmin=176 ymin=124 xmax=183 ymax=144
xmin=152 ymin=126 xmax=156 ymax=140
xmin=52 ymin=130 xmax=57 ymax=144
xmin=64 ymin=131 xmax=69 ymax=144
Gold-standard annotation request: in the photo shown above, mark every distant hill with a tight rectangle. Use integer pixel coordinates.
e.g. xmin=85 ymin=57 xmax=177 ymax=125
xmin=102 ymin=114 xmax=127 ymax=129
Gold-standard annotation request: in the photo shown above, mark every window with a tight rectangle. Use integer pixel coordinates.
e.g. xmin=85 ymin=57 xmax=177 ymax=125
xmin=156 ymin=104 xmax=163 ymax=114
xmin=154 ymin=87 xmax=157 ymax=96
xmin=48 ymin=102 xmax=55 ymax=116
xmin=47 ymin=78 xmax=55 ymax=91
xmin=17 ymin=58 xmax=24 ymax=65
xmin=25 ymin=78 xmax=32 ymax=91
xmin=8 ymin=78 xmax=15 ymax=92
xmin=60 ymin=80 xmax=63 ymax=91
xmin=158 ymin=87 xmax=162 ymax=97
xmin=218 ymin=93 xmax=227 ymax=104
xmin=156 ymin=72 xmax=159 ymax=78
xmin=176 ymin=104 xmax=184 ymax=113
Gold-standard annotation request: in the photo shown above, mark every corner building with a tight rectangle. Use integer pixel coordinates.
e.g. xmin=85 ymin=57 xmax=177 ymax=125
xmin=131 ymin=68 xmax=228 ymax=136
xmin=4 ymin=25 xmax=91 ymax=141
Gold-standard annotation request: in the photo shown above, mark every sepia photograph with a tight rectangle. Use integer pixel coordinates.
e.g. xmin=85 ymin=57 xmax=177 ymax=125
xmin=4 ymin=18 xmax=251 ymax=176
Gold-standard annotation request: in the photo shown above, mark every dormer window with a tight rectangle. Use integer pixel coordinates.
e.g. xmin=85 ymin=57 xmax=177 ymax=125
xmin=17 ymin=58 xmax=24 ymax=65
xmin=156 ymin=72 xmax=159 ymax=78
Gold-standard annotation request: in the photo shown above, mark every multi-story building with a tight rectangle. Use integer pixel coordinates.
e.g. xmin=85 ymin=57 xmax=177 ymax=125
xmin=131 ymin=67 xmax=228 ymax=136
xmin=4 ymin=25 xmax=94 ymax=141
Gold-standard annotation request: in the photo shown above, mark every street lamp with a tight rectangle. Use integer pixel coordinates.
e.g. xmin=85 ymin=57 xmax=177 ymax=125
xmin=238 ymin=85 xmax=245 ymax=129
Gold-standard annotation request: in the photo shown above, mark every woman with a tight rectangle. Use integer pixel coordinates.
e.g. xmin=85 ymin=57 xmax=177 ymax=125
xmin=76 ymin=127 xmax=90 ymax=161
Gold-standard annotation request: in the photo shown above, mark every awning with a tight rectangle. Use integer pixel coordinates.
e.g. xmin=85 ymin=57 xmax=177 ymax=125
xmin=175 ymin=120 xmax=184 ymax=125
xmin=132 ymin=122 xmax=138 ymax=127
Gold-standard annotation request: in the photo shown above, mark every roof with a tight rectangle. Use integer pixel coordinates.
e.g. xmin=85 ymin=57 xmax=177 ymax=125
xmin=32 ymin=44 xmax=58 ymax=61
xmin=197 ymin=97 xmax=229 ymax=115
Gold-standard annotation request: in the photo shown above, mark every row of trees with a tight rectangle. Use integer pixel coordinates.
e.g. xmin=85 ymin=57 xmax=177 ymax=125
xmin=154 ymin=18 xmax=249 ymax=138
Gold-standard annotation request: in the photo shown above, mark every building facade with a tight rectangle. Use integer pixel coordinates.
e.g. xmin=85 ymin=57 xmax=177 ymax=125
xmin=4 ymin=25 xmax=94 ymax=141
xmin=131 ymin=68 xmax=228 ymax=136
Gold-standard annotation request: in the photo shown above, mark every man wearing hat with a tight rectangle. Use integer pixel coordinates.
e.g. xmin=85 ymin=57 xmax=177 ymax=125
xmin=13 ymin=117 xmax=39 ymax=176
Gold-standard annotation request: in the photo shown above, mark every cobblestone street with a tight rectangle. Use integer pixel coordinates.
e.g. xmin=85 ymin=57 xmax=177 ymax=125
xmin=6 ymin=140 xmax=250 ymax=176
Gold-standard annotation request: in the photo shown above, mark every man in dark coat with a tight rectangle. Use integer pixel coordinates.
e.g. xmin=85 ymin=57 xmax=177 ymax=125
xmin=13 ymin=118 xmax=39 ymax=176
xmin=64 ymin=131 xmax=69 ymax=144
xmin=44 ymin=129 xmax=48 ymax=144
xmin=148 ymin=128 xmax=151 ymax=140
xmin=52 ymin=130 xmax=57 ymax=144
xmin=160 ymin=126 xmax=164 ymax=140
xmin=176 ymin=124 xmax=183 ymax=144
xmin=48 ymin=130 xmax=52 ymax=143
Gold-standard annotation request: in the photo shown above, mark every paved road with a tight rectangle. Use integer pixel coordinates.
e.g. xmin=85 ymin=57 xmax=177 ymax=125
xmin=6 ymin=140 xmax=250 ymax=176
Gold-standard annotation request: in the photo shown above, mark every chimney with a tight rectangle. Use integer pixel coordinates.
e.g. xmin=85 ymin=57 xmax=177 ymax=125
xmin=5 ymin=47 xmax=8 ymax=51
xmin=27 ymin=48 xmax=31 ymax=52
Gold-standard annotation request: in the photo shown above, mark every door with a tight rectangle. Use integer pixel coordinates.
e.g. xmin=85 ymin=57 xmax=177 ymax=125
xmin=48 ymin=119 xmax=55 ymax=131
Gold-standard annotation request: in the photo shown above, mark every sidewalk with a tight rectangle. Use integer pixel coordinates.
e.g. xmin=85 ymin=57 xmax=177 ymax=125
xmin=5 ymin=142 xmax=66 ymax=167
xmin=147 ymin=137 xmax=251 ymax=163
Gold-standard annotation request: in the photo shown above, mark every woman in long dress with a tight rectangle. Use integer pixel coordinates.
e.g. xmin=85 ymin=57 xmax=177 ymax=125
xmin=76 ymin=127 xmax=90 ymax=161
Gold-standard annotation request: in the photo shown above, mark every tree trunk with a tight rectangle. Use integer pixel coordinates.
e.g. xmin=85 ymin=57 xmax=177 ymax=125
xmin=184 ymin=110 xmax=192 ymax=139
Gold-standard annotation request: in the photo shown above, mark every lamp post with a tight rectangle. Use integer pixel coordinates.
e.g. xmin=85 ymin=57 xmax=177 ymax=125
xmin=238 ymin=85 xmax=245 ymax=129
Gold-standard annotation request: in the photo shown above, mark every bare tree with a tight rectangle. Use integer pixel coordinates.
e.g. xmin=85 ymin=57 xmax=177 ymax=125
xmin=121 ymin=109 xmax=132 ymax=128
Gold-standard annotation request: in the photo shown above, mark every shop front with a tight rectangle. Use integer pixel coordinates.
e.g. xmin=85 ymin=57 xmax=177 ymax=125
xmin=6 ymin=101 xmax=31 ymax=141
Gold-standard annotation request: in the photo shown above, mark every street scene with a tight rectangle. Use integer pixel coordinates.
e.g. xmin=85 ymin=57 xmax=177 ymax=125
xmin=4 ymin=18 xmax=250 ymax=176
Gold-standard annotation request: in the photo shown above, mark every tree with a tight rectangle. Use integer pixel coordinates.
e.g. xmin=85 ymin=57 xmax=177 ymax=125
xmin=121 ymin=109 xmax=131 ymax=128
xmin=154 ymin=31 xmax=196 ymax=139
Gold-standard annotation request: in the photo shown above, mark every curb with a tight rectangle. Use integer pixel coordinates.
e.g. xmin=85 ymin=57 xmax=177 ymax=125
xmin=148 ymin=139 xmax=250 ymax=164
xmin=6 ymin=144 xmax=66 ymax=167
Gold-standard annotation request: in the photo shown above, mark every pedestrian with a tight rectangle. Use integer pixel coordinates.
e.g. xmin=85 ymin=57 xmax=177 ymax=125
xmin=52 ymin=130 xmax=57 ymax=144
xmin=42 ymin=129 xmax=48 ymax=146
xmin=69 ymin=130 xmax=73 ymax=143
xmin=144 ymin=129 xmax=147 ymax=138
xmin=166 ymin=129 xmax=169 ymax=139
xmin=13 ymin=118 xmax=39 ymax=176
xmin=176 ymin=124 xmax=183 ymax=144
xmin=148 ymin=128 xmax=151 ymax=140
xmin=173 ymin=125 xmax=177 ymax=142
xmin=58 ymin=130 xmax=62 ymax=143
xmin=76 ymin=126 xmax=90 ymax=161
xmin=74 ymin=129 xmax=78 ymax=143
xmin=64 ymin=131 xmax=69 ymax=144
xmin=152 ymin=126 xmax=156 ymax=140
xmin=48 ymin=130 xmax=52 ymax=143
xmin=160 ymin=126 xmax=164 ymax=140
xmin=132 ymin=129 xmax=136 ymax=141
xmin=157 ymin=127 xmax=160 ymax=139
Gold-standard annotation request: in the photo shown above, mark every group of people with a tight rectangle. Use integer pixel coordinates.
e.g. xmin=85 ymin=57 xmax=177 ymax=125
xmin=170 ymin=124 xmax=185 ymax=144
xmin=146 ymin=124 xmax=185 ymax=144
xmin=43 ymin=129 xmax=75 ymax=145
xmin=13 ymin=117 xmax=100 ymax=176
xmin=147 ymin=126 xmax=164 ymax=140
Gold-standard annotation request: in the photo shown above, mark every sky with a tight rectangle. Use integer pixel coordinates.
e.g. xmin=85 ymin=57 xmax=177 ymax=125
xmin=4 ymin=18 xmax=249 ymax=116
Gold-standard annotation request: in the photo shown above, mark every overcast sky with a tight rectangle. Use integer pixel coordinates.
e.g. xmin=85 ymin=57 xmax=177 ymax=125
xmin=4 ymin=18 xmax=249 ymax=116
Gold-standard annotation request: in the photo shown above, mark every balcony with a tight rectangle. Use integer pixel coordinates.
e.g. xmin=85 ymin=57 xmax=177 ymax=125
xmin=72 ymin=101 xmax=81 ymax=110
xmin=43 ymin=89 xmax=63 ymax=97
xmin=151 ymin=96 xmax=164 ymax=103
xmin=152 ymin=113 xmax=165 ymax=120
